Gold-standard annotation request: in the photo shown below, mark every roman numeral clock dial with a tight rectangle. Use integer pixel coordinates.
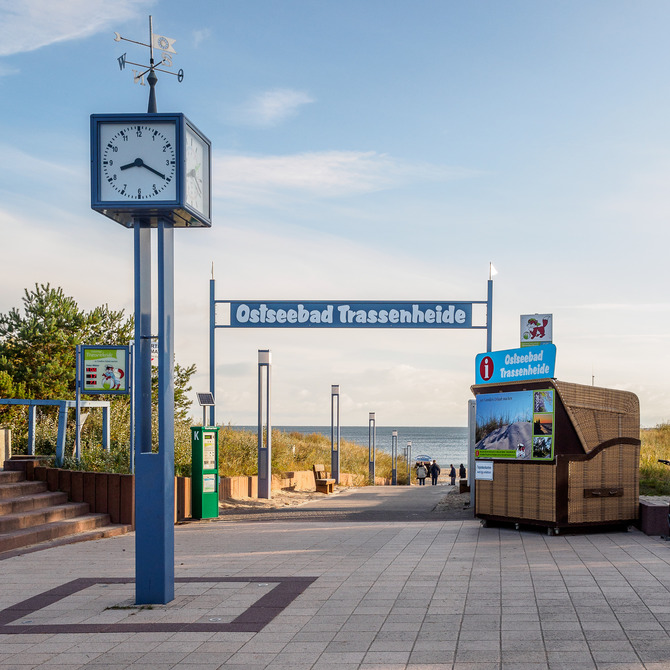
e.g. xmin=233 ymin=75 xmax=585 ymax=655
xmin=99 ymin=123 xmax=177 ymax=201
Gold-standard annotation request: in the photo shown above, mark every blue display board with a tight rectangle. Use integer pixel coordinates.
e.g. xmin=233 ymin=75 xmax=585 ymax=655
xmin=228 ymin=301 xmax=473 ymax=329
xmin=475 ymin=344 xmax=556 ymax=385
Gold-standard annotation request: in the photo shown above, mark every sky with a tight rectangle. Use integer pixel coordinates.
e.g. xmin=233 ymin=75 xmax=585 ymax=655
xmin=0 ymin=0 xmax=669 ymax=429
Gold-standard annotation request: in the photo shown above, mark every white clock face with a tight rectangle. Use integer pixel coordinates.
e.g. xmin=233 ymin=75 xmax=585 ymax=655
xmin=185 ymin=127 xmax=209 ymax=217
xmin=99 ymin=122 xmax=177 ymax=202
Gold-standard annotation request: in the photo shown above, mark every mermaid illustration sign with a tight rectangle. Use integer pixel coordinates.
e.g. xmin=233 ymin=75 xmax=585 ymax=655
xmin=475 ymin=389 xmax=555 ymax=460
xmin=81 ymin=346 xmax=130 ymax=395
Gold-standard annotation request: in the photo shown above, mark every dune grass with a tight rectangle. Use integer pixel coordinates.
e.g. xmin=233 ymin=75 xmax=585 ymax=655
xmin=218 ymin=426 xmax=408 ymax=484
xmin=640 ymin=423 xmax=670 ymax=495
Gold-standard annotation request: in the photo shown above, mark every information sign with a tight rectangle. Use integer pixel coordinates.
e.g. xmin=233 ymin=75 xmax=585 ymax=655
xmin=474 ymin=389 xmax=555 ymax=461
xmin=521 ymin=314 xmax=553 ymax=347
xmin=475 ymin=462 xmax=494 ymax=480
xmin=81 ymin=346 xmax=129 ymax=395
xmin=475 ymin=344 xmax=556 ymax=385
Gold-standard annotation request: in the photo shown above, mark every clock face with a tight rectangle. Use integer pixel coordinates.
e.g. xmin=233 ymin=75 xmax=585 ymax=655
xmin=99 ymin=122 xmax=177 ymax=202
xmin=185 ymin=127 xmax=209 ymax=217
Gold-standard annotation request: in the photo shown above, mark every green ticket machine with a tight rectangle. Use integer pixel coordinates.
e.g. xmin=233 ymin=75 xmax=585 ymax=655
xmin=191 ymin=427 xmax=220 ymax=519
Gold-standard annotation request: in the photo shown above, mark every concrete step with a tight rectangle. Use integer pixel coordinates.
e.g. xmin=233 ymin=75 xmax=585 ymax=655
xmin=0 ymin=513 xmax=114 ymax=553
xmin=0 ymin=470 xmax=26 ymax=484
xmin=0 ymin=523 xmax=132 ymax=558
xmin=0 ymin=502 xmax=90 ymax=532
xmin=0 ymin=480 xmax=47 ymax=500
xmin=0 ymin=490 xmax=68 ymax=516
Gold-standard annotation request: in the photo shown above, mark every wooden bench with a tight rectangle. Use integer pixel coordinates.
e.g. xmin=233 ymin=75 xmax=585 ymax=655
xmin=313 ymin=464 xmax=335 ymax=494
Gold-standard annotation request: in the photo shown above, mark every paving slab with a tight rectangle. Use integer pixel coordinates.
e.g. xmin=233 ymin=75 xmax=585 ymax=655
xmin=0 ymin=486 xmax=670 ymax=668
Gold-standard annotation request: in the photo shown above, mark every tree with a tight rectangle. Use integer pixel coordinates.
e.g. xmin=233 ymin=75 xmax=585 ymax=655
xmin=0 ymin=284 xmax=135 ymax=401
xmin=0 ymin=284 xmax=197 ymax=460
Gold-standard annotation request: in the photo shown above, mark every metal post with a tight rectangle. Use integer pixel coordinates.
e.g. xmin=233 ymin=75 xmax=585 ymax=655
xmin=368 ymin=412 xmax=376 ymax=483
xmin=134 ymin=215 xmax=176 ymax=605
xmin=330 ymin=385 xmax=340 ymax=484
xmin=486 ymin=278 xmax=493 ymax=352
xmin=26 ymin=403 xmax=36 ymax=457
xmin=391 ymin=430 xmax=398 ymax=485
xmin=407 ymin=441 xmax=412 ymax=485
xmin=129 ymin=342 xmax=135 ymax=474
xmin=258 ymin=350 xmax=272 ymax=499
xmin=209 ymin=277 xmax=216 ymax=426
xmin=468 ymin=399 xmax=476 ymax=512
xmin=75 ymin=345 xmax=81 ymax=461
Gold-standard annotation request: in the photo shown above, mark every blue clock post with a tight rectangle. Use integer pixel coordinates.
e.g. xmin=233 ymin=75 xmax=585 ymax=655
xmin=90 ymin=18 xmax=212 ymax=605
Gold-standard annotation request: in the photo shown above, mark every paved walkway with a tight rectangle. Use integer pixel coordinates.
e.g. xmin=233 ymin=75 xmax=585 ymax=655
xmin=1 ymin=485 xmax=670 ymax=669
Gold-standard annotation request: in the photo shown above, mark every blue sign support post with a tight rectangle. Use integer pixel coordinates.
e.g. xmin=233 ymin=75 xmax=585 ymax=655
xmin=330 ymin=385 xmax=340 ymax=484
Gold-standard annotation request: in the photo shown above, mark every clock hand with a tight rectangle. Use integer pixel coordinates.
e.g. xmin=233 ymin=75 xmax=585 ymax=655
xmin=120 ymin=158 xmax=142 ymax=170
xmin=119 ymin=158 xmax=166 ymax=180
xmin=141 ymin=163 xmax=166 ymax=180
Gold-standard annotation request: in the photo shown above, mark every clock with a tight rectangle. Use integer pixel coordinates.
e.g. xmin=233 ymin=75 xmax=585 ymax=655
xmin=91 ymin=113 xmax=211 ymax=228
xmin=185 ymin=125 xmax=210 ymax=219
xmin=100 ymin=121 xmax=177 ymax=202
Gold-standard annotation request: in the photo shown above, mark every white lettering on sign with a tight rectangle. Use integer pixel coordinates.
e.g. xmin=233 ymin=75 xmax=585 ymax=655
xmin=235 ymin=303 xmax=467 ymax=326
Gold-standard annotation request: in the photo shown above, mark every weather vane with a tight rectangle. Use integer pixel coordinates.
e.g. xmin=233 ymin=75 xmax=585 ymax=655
xmin=114 ymin=16 xmax=183 ymax=113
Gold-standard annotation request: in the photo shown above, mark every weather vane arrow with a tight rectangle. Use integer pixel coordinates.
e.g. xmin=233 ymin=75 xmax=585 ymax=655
xmin=114 ymin=16 xmax=183 ymax=113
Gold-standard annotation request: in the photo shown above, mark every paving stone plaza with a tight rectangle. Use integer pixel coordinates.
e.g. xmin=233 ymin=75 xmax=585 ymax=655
xmin=1 ymin=484 xmax=670 ymax=669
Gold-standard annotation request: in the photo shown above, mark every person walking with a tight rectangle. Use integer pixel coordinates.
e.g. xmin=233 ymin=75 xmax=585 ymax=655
xmin=449 ymin=464 xmax=456 ymax=486
xmin=416 ymin=463 xmax=427 ymax=485
xmin=459 ymin=463 xmax=466 ymax=480
xmin=430 ymin=460 xmax=440 ymax=485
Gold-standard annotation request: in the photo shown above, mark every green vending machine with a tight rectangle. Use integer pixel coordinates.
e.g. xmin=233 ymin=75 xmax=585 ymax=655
xmin=191 ymin=427 xmax=220 ymax=519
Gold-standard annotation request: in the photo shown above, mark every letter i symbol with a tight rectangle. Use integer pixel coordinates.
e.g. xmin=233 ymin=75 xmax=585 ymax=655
xmin=479 ymin=356 xmax=494 ymax=382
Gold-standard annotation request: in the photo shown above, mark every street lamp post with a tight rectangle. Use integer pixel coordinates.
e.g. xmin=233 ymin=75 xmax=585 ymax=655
xmin=391 ymin=430 xmax=398 ymax=485
xmin=257 ymin=350 xmax=272 ymax=499
xmin=406 ymin=441 xmax=412 ymax=485
xmin=368 ymin=412 xmax=376 ymax=483
xmin=331 ymin=385 xmax=340 ymax=484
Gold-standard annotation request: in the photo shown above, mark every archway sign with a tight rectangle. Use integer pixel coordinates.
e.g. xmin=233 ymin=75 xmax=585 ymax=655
xmin=207 ymin=277 xmax=494 ymax=427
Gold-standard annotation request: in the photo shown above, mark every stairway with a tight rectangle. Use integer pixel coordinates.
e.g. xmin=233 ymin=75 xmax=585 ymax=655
xmin=0 ymin=468 xmax=130 ymax=555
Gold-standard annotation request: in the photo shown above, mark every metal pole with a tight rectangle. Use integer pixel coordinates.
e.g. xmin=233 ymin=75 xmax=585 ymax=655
xmin=407 ymin=441 xmax=412 ymax=485
xmin=209 ymin=277 xmax=216 ymax=426
xmin=258 ymin=350 xmax=272 ymax=499
xmin=392 ymin=430 xmax=397 ymax=485
xmin=368 ymin=412 xmax=375 ymax=483
xmin=487 ymin=278 xmax=493 ymax=352
xmin=331 ymin=385 xmax=340 ymax=484
xmin=129 ymin=342 xmax=134 ymax=473
xmin=468 ymin=399 xmax=476 ymax=512
xmin=75 ymin=344 xmax=81 ymax=461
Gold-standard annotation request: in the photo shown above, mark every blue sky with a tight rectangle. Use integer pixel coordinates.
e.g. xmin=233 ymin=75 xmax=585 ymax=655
xmin=1 ymin=1 xmax=669 ymax=427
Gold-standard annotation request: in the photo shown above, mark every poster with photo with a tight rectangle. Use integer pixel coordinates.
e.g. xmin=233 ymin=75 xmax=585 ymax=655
xmin=475 ymin=389 xmax=555 ymax=460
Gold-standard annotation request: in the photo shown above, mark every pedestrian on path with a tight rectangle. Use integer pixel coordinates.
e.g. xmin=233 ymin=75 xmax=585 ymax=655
xmin=449 ymin=464 xmax=456 ymax=486
xmin=416 ymin=463 xmax=427 ymax=485
xmin=430 ymin=460 xmax=440 ymax=485
xmin=459 ymin=463 xmax=466 ymax=480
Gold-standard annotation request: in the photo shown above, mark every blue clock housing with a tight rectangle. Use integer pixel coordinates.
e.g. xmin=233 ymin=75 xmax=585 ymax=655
xmin=91 ymin=113 xmax=211 ymax=228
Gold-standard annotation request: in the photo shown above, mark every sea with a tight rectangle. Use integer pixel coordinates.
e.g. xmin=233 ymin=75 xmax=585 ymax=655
xmin=234 ymin=426 xmax=469 ymax=468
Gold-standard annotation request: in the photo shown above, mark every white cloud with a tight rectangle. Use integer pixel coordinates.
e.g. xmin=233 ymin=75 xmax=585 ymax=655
xmin=192 ymin=28 xmax=211 ymax=48
xmin=0 ymin=0 xmax=154 ymax=56
xmin=233 ymin=88 xmax=315 ymax=127
xmin=214 ymin=150 xmax=475 ymax=202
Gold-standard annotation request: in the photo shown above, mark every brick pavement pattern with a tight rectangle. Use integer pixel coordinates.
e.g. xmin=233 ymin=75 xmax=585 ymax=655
xmin=1 ymin=485 xmax=670 ymax=669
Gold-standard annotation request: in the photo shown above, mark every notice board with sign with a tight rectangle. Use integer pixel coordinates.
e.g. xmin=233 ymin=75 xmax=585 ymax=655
xmin=471 ymin=378 xmax=640 ymax=533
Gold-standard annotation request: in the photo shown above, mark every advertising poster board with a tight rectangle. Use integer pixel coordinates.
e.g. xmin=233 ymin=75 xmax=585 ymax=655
xmin=475 ymin=389 xmax=555 ymax=460
xmin=81 ymin=346 xmax=129 ymax=394
xmin=520 ymin=314 xmax=552 ymax=347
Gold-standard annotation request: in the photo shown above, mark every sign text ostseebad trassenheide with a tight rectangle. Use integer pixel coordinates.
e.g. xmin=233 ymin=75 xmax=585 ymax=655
xmin=228 ymin=301 xmax=473 ymax=328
